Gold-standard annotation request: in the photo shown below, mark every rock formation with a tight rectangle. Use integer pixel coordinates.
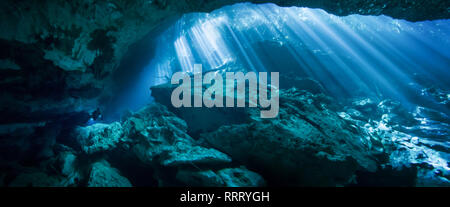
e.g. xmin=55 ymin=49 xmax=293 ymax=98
xmin=0 ymin=0 xmax=448 ymax=187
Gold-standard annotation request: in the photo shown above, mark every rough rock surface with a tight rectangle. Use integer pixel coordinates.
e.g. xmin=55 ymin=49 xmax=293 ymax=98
xmin=59 ymin=151 xmax=77 ymax=177
xmin=339 ymin=97 xmax=450 ymax=186
xmin=2 ymin=89 xmax=447 ymax=186
xmin=88 ymin=160 xmax=132 ymax=187
xmin=151 ymin=77 xmax=250 ymax=136
xmin=70 ymin=103 xmax=241 ymax=186
xmin=160 ymin=144 xmax=232 ymax=167
xmin=149 ymin=69 xmax=449 ymax=186
xmin=74 ymin=122 xmax=127 ymax=154
xmin=176 ymin=167 xmax=266 ymax=187
xmin=1 ymin=144 xmax=85 ymax=187
xmin=176 ymin=169 xmax=226 ymax=186
xmin=217 ymin=167 xmax=266 ymax=187
xmin=200 ymin=88 xmax=378 ymax=186
xmin=150 ymin=70 xmax=326 ymax=136
xmin=2 ymin=103 xmax=236 ymax=187
xmin=122 ymin=104 xmax=232 ymax=169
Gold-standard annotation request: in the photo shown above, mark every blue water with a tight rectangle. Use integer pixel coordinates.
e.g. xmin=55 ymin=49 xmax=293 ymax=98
xmin=96 ymin=3 xmax=450 ymax=185
xmin=116 ymin=3 xmax=449 ymax=115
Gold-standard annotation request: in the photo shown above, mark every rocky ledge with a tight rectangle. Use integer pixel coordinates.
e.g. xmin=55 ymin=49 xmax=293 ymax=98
xmin=2 ymin=76 xmax=448 ymax=186
xmin=149 ymin=75 xmax=449 ymax=186
xmin=0 ymin=102 xmax=266 ymax=187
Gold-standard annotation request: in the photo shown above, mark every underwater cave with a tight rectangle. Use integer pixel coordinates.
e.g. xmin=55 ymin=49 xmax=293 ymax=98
xmin=0 ymin=0 xmax=449 ymax=189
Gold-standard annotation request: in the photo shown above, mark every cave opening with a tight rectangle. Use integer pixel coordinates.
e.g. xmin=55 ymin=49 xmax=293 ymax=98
xmin=108 ymin=3 xmax=449 ymax=122
xmin=1 ymin=1 xmax=449 ymax=187
xmin=93 ymin=3 xmax=449 ymax=186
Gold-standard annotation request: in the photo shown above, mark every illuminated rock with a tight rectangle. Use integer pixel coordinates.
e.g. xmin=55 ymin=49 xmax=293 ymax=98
xmin=202 ymin=89 xmax=378 ymax=186
xmin=74 ymin=122 xmax=127 ymax=154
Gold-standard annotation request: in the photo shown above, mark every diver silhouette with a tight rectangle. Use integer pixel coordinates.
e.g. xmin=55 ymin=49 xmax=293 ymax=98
xmin=90 ymin=107 xmax=103 ymax=121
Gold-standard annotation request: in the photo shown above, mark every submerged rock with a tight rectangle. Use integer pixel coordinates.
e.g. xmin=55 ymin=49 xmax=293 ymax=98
xmin=176 ymin=170 xmax=225 ymax=187
xmin=151 ymin=80 xmax=250 ymax=136
xmin=340 ymin=96 xmax=450 ymax=186
xmin=176 ymin=167 xmax=265 ymax=187
xmin=217 ymin=167 xmax=266 ymax=187
xmin=73 ymin=103 xmax=234 ymax=186
xmin=120 ymin=104 xmax=232 ymax=168
xmin=198 ymin=89 xmax=378 ymax=186
xmin=88 ymin=160 xmax=132 ymax=187
xmin=74 ymin=122 xmax=127 ymax=154
xmin=160 ymin=143 xmax=232 ymax=167
xmin=56 ymin=149 xmax=85 ymax=187
xmin=0 ymin=0 xmax=449 ymax=188
xmin=58 ymin=151 xmax=77 ymax=177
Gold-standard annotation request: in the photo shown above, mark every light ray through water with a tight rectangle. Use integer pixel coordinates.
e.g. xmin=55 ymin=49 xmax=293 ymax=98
xmin=122 ymin=3 xmax=449 ymax=117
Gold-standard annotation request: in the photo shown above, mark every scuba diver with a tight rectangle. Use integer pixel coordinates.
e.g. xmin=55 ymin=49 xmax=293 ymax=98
xmin=85 ymin=107 xmax=103 ymax=126
xmin=90 ymin=107 xmax=103 ymax=121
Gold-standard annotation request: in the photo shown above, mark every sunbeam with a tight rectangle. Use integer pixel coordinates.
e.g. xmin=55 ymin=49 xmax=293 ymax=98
xmin=135 ymin=3 xmax=449 ymax=112
xmin=3 ymin=0 xmax=450 ymax=188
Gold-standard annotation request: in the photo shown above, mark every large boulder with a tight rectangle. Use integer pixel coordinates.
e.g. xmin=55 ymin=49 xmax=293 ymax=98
xmin=58 ymin=152 xmax=77 ymax=177
xmin=74 ymin=122 xmax=127 ymax=154
xmin=201 ymin=88 xmax=378 ymax=186
xmin=87 ymin=160 xmax=132 ymax=187
xmin=150 ymin=69 xmax=250 ymax=136
xmin=67 ymin=103 xmax=235 ymax=186
xmin=56 ymin=148 xmax=85 ymax=187
xmin=160 ymin=143 xmax=232 ymax=167
xmin=123 ymin=104 xmax=232 ymax=168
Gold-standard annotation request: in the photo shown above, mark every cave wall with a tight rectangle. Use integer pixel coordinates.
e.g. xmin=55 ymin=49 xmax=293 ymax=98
xmin=0 ymin=0 xmax=448 ymax=124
